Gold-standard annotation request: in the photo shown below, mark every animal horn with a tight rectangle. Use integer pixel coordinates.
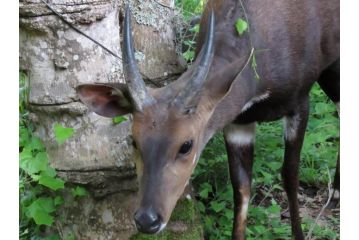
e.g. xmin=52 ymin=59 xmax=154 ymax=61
xmin=122 ymin=5 xmax=155 ymax=111
xmin=174 ymin=10 xmax=215 ymax=107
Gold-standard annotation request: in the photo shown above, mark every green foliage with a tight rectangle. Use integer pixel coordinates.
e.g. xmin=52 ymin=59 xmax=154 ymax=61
xmin=176 ymin=0 xmax=203 ymax=63
xmin=71 ymin=186 xmax=88 ymax=197
xmin=19 ymin=72 xmax=86 ymax=239
xmin=54 ymin=123 xmax=75 ymax=145
xmin=112 ymin=116 xmax=127 ymax=125
xmin=26 ymin=197 xmax=56 ymax=226
xmin=235 ymin=18 xmax=248 ymax=35
xmin=176 ymin=0 xmax=205 ymax=21
xmin=192 ymin=84 xmax=339 ymax=239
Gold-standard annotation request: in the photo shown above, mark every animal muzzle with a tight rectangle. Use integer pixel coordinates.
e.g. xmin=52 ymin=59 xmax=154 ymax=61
xmin=134 ymin=207 xmax=164 ymax=234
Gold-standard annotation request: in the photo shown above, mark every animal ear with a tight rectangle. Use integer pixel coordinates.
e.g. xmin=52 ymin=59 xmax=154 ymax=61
xmin=76 ymin=83 xmax=134 ymax=117
xmin=202 ymin=57 xmax=253 ymax=107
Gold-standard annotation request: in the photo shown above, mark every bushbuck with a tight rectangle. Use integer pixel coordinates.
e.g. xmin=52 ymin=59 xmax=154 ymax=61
xmin=77 ymin=0 xmax=339 ymax=239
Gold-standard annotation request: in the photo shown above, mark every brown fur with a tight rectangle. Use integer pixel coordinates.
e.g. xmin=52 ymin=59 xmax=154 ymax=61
xmin=77 ymin=0 xmax=339 ymax=238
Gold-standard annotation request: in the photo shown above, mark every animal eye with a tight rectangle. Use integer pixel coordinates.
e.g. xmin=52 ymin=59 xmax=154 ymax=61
xmin=179 ymin=140 xmax=193 ymax=155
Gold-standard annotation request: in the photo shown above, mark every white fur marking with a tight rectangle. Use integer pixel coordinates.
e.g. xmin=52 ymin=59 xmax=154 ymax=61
xmin=241 ymin=92 xmax=270 ymax=113
xmin=333 ymin=190 xmax=340 ymax=199
xmin=284 ymin=114 xmax=301 ymax=141
xmin=192 ymin=153 xmax=197 ymax=165
xmin=240 ymin=195 xmax=250 ymax=221
xmin=158 ymin=223 xmax=167 ymax=233
xmin=224 ymin=123 xmax=256 ymax=146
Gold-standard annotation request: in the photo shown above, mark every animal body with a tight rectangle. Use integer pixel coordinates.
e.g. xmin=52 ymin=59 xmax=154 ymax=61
xmin=77 ymin=0 xmax=339 ymax=239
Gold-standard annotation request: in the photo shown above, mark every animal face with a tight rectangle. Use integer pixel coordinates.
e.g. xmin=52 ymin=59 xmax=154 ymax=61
xmin=77 ymin=6 xmax=218 ymax=234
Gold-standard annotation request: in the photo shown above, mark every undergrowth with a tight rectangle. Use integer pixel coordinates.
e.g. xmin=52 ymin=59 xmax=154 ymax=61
xmin=192 ymin=83 xmax=339 ymax=240
xmin=19 ymin=72 xmax=87 ymax=240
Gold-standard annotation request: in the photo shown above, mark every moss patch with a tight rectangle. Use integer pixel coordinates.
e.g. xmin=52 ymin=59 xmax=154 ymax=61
xmin=170 ymin=198 xmax=195 ymax=224
xmin=130 ymin=198 xmax=203 ymax=240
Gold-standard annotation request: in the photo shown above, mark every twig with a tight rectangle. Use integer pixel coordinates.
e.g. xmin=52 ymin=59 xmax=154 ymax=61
xmin=40 ymin=0 xmax=122 ymax=61
xmin=55 ymin=220 xmax=64 ymax=240
xmin=305 ymin=167 xmax=333 ymax=240
xmin=235 ymin=47 xmax=255 ymax=78
xmin=258 ymin=185 xmax=274 ymax=206
xmin=154 ymin=0 xmax=173 ymax=9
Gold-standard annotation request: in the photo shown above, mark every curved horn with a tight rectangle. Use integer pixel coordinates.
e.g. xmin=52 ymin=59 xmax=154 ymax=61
xmin=122 ymin=5 xmax=155 ymax=111
xmin=174 ymin=10 xmax=215 ymax=107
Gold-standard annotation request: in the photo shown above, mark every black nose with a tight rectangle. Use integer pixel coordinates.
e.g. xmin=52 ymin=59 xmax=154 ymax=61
xmin=134 ymin=208 xmax=162 ymax=234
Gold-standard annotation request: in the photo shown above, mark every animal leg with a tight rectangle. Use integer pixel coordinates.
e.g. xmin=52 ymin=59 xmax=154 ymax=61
xmin=282 ymin=99 xmax=309 ymax=240
xmin=224 ymin=123 xmax=255 ymax=240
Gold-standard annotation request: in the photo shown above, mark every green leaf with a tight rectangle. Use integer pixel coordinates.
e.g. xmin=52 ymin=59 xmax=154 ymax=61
xmin=199 ymin=188 xmax=209 ymax=198
xmin=20 ymin=127 xmax=30 ymax=148
xmin=210 ymin=201 xmax=225 ymax=213
xmin=183 ymin=50 xmax=195 ymax=62
xmin=20 ymin=150 xmax=48 ymax=175
xmin=29 ymin=137 xmax=45 ymax=151
xmin=112 ymin=116 xmax=127 ymax=125
xmin=190 ymin=24 xmax=200 ymax=33
xmin=39 ymin=175 xmax=65 ymax=190
xmin=43 ymin=235 xmax=61 ymax=240
xmin=42 ymin=166 xmax=57 ymax=177
xmin=235 ymin=18 xmax=248 ymax=35
xmin=71 ymin=186 xmax=88 ymax=197
xmin=54 ymin=196 xmax=64 ymax=206
xmin=26 ymin=197 xmax=55 ymax=226
xmin=54 ymin=124 xmax=75 ymax=145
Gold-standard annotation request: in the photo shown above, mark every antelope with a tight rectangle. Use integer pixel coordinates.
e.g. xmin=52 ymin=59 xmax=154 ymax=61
xmin=77 ymin=0 xmax=339 ymax=239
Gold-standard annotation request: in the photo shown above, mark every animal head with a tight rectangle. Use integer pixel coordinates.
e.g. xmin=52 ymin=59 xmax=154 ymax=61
xmin=77 ymin=6 xmax=238 ymax=234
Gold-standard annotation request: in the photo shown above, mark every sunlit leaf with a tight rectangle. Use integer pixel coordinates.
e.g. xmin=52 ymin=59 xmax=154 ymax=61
xmin=54 ymin=124 xmax=74 ymax=145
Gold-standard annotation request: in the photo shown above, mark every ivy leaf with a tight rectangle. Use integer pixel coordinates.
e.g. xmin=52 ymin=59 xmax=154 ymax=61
xmin=210 ymin=201 xmax=225 ymax=213
xmin=199 ymin=188 xmax=209 ymax=198
xmin=54 ymin=124 xmax=74 ymax=145
xmin=20 ymin=148 xmax=33 ymax=171
xmin=235 ymin=18 xmax=248 ymax=35
xmin=113 ymin=116 xmax=127 ymax=125
xmin=26 ymin=197 xmax=55 ymax=226
xmin=29 ymin=137 xmax=45 ymax=151
xmin=42 ymin=166 xmax=57 ymax=177
xmin=183 ymin=50 xmax=195 ymax=62
xmin=39 ymin=175 xmax=65 ymax=190
xmin=71 ymin=186 xmax=88 ymax=197
xmin=20 ymin=127 xmax=30 ymax=148
xmin=20 ymin=150 xmax=48 ymax=175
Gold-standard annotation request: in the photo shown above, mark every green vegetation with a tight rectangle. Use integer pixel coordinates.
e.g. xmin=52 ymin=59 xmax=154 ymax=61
xmin=192 ymin=84 xmax=339 ymax=240
xmin=19 ymin=72 xmax=87 ymax=240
